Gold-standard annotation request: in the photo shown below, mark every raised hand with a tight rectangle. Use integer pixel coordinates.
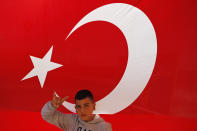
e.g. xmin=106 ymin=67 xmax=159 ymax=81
xmin=51 ymin=92 xmax=69 ymax=108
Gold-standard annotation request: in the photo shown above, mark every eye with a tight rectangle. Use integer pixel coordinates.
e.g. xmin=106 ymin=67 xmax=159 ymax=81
xmin=84 ymin=104 xmax=89 ymax=107
xmin=76 ymin=105 xmax=81 ymax=109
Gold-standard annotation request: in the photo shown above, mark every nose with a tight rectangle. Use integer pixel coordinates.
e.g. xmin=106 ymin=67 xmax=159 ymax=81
xmin=80 ymin=107 xmax=86 ymax=114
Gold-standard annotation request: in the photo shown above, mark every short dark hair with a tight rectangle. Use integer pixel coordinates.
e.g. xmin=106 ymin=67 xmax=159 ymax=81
xmin=75 ymin=90 xmax=94 ymax=102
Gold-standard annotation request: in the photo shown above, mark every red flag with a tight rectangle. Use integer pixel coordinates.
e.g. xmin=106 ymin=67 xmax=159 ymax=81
xmin=0 ymin=0 xmax=197 ymax=130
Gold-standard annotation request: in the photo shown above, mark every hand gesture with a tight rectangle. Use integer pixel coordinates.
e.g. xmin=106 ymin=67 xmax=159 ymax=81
xmin=51 ymin=92 xmax=69 ymax=108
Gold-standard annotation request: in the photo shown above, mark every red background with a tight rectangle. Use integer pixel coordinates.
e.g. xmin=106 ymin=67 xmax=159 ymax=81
xmin=0 ymin=0 xmax=197 ymax=130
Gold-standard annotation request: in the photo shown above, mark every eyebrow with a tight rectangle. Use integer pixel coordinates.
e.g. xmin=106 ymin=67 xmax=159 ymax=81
xmin=76 ymin=103 xmax=89 ymax=107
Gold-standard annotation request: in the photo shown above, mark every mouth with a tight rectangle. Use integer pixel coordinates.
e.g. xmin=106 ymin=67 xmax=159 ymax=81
xmin=81 ymin=114 xmax=87 ymax=117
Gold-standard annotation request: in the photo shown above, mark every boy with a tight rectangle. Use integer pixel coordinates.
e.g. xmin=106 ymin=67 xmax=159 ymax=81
xmin=41 ymin=90 xmax=112 ymax=131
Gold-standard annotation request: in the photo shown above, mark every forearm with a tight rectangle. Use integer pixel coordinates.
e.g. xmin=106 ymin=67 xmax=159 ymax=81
xmin=41 ymin=101 xmax=72 ymax=130
xmin=41 ymin=101 xmax=57 ymax=123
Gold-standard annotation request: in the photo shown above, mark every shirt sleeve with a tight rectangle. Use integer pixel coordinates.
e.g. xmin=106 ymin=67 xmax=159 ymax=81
xmin=41 ymin=101 xmax=75 ymax=130
xmin=105 ymin=122 xmax=112 ymax=131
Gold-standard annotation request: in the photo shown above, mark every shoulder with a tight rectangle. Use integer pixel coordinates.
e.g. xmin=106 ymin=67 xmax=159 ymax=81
xmin=99 ymin=121 xmax=112 ymax=130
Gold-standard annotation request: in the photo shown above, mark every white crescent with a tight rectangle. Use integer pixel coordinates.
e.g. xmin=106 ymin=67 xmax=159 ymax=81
xmin=58 ymin=3 xmax=157 ymax=114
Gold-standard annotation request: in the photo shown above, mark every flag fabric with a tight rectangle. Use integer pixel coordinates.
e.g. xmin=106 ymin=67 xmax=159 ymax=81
xmin=0 ymin=0 xmax=197 ymax=130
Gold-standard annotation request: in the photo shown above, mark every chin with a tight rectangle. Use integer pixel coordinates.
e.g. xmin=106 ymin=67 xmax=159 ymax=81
xmin=81 ymin=116 xmax=89 ymax=121
xmin=81 ymin=118 xmax=88 ymax=121
xmin=80 ymin=116 xmax=86 ymax=120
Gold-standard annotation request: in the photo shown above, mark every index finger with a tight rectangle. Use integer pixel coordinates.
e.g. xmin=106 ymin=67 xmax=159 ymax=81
xmin=61 ymin=96 xmax=69 ymax=103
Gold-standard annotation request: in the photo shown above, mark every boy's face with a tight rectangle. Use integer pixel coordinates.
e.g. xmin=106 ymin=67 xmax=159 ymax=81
xmin=75 ymin=97 xmax=95 ymax=122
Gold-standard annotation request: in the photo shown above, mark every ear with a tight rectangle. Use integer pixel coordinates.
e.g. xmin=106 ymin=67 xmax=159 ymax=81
xmin=75 ymin=105 xmax=77 ymax=112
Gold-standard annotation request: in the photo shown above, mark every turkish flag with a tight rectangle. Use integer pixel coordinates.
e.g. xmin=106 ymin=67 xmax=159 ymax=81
xmin=0 ymin=0 xmax=197 ymax=130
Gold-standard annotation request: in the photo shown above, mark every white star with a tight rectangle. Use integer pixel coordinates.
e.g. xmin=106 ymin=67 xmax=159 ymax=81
xmin=21 ymin=45 xmax=63 ymax=88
